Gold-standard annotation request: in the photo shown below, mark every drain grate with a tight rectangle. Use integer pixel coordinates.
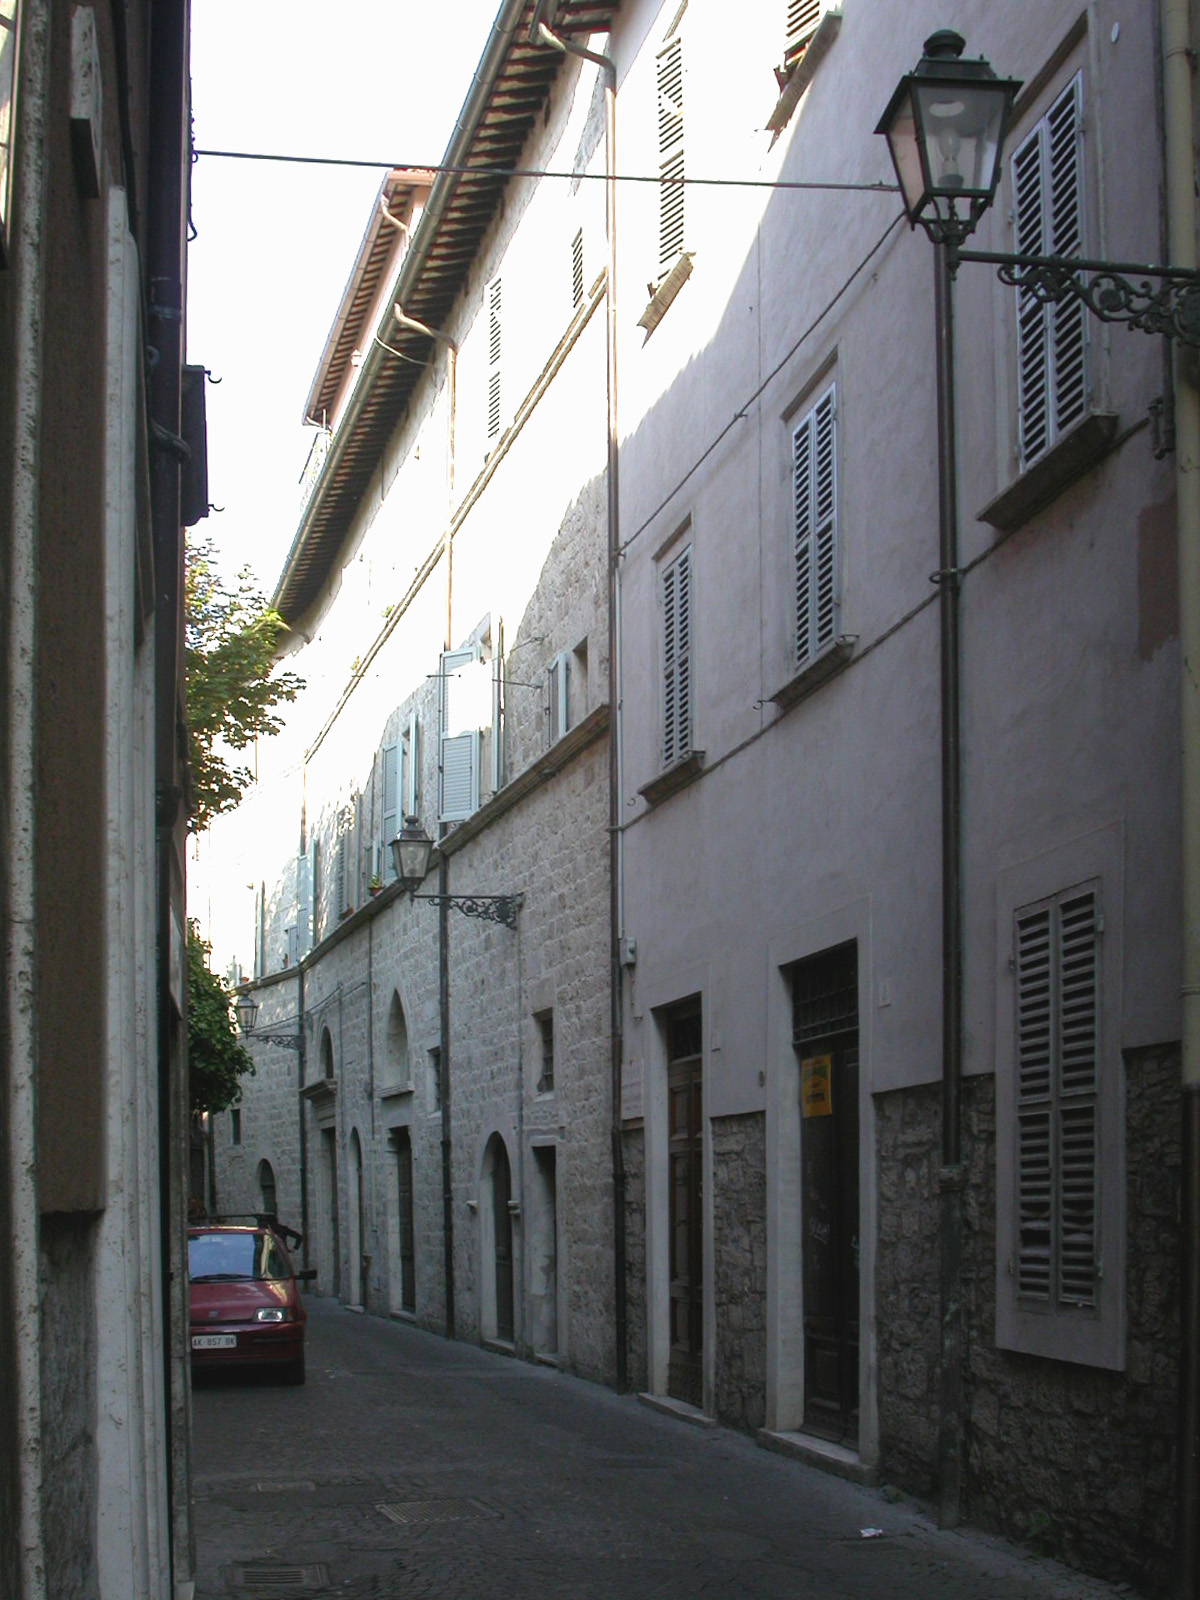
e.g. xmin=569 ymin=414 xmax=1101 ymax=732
xmin=227 ymin=1561 xmax=330 ymax=1591
xmin=376 ymin=1498 xmax=496 ymax=1527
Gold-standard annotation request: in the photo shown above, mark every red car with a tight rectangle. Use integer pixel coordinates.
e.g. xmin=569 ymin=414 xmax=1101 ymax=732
xmin=188 ymin=1221 xmax=311 ymax=1385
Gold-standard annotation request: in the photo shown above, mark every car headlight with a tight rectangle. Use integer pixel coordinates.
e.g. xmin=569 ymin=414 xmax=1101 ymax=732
xmin=256 ymin=1308 xmax=287 ymax=1323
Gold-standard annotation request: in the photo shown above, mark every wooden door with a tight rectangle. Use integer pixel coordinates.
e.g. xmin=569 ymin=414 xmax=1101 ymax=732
xmin=667 ymin=1004 xmax=703 ymax=1408
xmin=795 ymin=945 xmax=859 ymax=1445
xmin=493 ymin=1139 xmax=514 ymax=1342
xmin=397 ymin=1134 xmax=415 ymax=1314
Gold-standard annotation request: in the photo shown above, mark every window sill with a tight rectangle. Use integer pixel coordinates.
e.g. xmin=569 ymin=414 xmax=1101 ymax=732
xmin=639 ymin=252 xmax=695 ymax=342
xmin=766 ymin=9 xmax=842 ymax=135
xmin=979 ymin=410 xmax=1119 ymax=534
xmin=771 ymin=636 xmax=855 ymax=713
xmin=379 ymin=1084 xmax=413 ymax=1101
xmin=639 ymin=750 xmax=706 ymax=808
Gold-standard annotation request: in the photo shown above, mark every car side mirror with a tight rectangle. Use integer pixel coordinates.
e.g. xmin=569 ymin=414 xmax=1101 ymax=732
xmin=295 ymin=1269 xmax=317 ymax=1283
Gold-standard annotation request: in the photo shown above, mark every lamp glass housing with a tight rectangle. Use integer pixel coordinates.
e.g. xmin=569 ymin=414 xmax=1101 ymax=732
xmin=234 ymin=994 xmax=259 ymax=1034
xmin=390 ymin=817 xmax=434 ymax=890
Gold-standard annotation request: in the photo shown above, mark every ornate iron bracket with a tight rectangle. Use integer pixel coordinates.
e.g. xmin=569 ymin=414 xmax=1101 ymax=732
xmin=957 ymin=248 xmax=1200 ymax=346
xmin=247 ymin=1027 xmax=304 ymax=1052
xmin=412 ymin=892 xmax=523 ymax=930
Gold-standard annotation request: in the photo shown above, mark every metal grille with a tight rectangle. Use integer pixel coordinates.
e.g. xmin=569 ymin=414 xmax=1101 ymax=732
xmin=227 ymin=1563 xmax=330 ymax=1592
xmin=377 ymin=1498 xmax=496 ymax=1526
xmin=792 ymin=943 xmax=857 ymax=1047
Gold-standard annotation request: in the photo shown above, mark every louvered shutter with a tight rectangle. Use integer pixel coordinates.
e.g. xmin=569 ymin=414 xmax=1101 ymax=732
xmin=785 ymin=0 xmax=823 ymax=60
xmin=335 ymin=828 xmax=348 ymax=915
xmin=491 ymin=652 xmax=505 ymax=791
xmin=571 ymin=228 xmax=584 ymax=309
xmin=380 ymin=742 xmax=399 ymax=879
xmin=403 ymin=710 xmax=419 ymax=818
xmin=308 ymin=838 xmax=320 ymax=946
xmin=298 ymin=843 xmax=313 ymax=956
xmin=486 ymin=277 xmax=502 ymax=444
xmin=253 ymin=884 xmax=264 ymax=979
xmin=548 ymin=651 xmax=570 ymax=744
xmin=1012 ymin=75 xmax=1086 ymax=472
xmin=1014 ymin=887 xmax=1099 ymax=1310
xmin=662 ymin=545 xmax=693 ymax=768
xmin=657 ymin=38 xmax=685 ymax=279
xmin=439 ymin=647 xmax=480 ymax=823
xmin=793 ymin=384 xmax=838 ymax=668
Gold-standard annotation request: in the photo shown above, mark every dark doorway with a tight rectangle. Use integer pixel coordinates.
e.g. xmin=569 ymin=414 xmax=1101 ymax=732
xmin=396 ymin=1130 xmax=415 ymax=1314
xmin=793 ymin=942 xmax=860 ymax=1445
xmin=666 ymin=1001 xmax=703 ymax=1408
xmin=492 ymin=1137 xmax=514 ymax=1343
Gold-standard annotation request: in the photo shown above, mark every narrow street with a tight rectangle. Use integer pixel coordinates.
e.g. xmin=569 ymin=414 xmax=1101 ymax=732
xmin=192 ymin=1300 xmax=1139 ymax=1600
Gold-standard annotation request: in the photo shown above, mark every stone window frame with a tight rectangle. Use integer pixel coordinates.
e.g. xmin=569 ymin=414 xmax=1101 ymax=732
xmin=994 ymin=821 xmax=1126 ymax=1371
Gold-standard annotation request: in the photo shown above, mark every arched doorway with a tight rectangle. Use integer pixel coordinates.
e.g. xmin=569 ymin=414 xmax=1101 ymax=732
xmin=481 ymin=1134 xmax=514 ymax=1344
xmin=348 ymin=1129 xmax=366 ymax=1309
xmin=257 ymin=1158 xmax=277 ymax=1219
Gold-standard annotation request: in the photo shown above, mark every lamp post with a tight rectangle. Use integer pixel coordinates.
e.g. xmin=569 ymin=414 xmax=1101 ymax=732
xmin=234 ymin=991 xmax=303 ymax=1052
xmin=877 ymin=30 xmax=1019 ymax=1532
xmin=878 ymin=26 xmax=1200 ymax=1552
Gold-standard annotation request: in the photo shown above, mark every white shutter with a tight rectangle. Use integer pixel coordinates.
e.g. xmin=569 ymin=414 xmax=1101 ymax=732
xmin=785 ymin=0 xmax=823 ymax=59
xmin=308 ymin=838 xmax=319 ymax=946
xmin=491 ymin=652 xmax=505 ymax=791
xmin=486 ymin=277 xmax=502 ymax=444
xmin=1013 ymin=74 xmax=1086 ymax=472
xmin=547 ymin=651 xmax=570 ymax=745
xmin=335 ymin=828 xmax=348 ymax=915
xmin=253 ymin=884 xmax=264 ymax=979
xmin=793 ymin=383 xmax=838 ymax=667
xmin=380 ymin=742 xmax=400 ymax=879
xmin=657 ymin=38 xmax=685 ymax=278
xmin=571 ymin=228 xmax=584 ymax=309
xmin=1014 ymin=886 xmax=1099 ymax=1310
xmin=662 ymin=545 xmax=693 ymax=768
xmin=298 ymin=844 xmax=313 ymax=957
xmin=403 ymin=709 xmax=419 ymax=818
xmin=439 ymin=647 xmax=480 ymax=823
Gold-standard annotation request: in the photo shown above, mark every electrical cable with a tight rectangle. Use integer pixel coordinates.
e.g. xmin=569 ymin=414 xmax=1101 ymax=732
xmin=618 ymin=211 xmax=905 ymax=557
xmin=192 ymin=147 xmax=897 ymax=195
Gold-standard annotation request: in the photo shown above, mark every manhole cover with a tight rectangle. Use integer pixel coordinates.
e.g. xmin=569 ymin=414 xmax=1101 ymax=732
xmin=227 ymin=1561 xmax=330 ymax=1591
xmin=376 ymin=1498 xmax=497 ymax=1527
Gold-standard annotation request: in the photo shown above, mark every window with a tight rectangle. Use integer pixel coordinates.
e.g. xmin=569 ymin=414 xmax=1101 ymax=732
xmin=402 ymin=709 xmax=419 ymax=819
xmin=334 ymin=824 xmax=350 ymax=916
xmin=439 ymin=646 xmax=482 ymax=823
xmin=536 ymin=1011 xmax=555 ymax=1094
xmin=384 ymin=991 xmax=410 ymax=1092
xmin=1013 ymin=887 xmax=1099 ymax=1311
xmin=547 ymin=651 xmax=570 ymax=745
xmin=491 ymin=645 xmax=506 ymax=792
xmin=661 ymin=543 xmax=693 ymax=769
xmin=656 ymin=36 xmax=685 ymax=281
xmin=0 ymin=0 xmax=20 ymax=267
xmin=231 ymin=1108 xmax=242 ymax=1147
xmin=1012 ymin=75 xmax=1086 ymax=472
xmin=486 ymin=276 xmax=502 ymax=445
xmin=429 ymin=1046 xmax=442 ymax=1113
xmin=571 ymin=228 xmax=584 ymax=309
xmin=792 ymin=382 xmax=838 ymax=668
xmin=996 ymin=833 xmax=1124 ymax=1372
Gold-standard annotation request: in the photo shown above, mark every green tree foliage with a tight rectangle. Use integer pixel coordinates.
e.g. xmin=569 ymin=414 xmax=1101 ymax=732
xmin=185 ymin=533 xmax=303 ymax=832
xmin=188 ymin=920 xmax=254 ymax=1115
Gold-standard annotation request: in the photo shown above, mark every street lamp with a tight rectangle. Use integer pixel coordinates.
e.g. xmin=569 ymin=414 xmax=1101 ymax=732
xmin=234 ymin=991 xmax=303 ymax=1052
xmin=389 ymin=816 xmax=522 ymax=929
xmin=876 ymin=29 xmax=1019 ymax=250
xmin=234 ymin=993 xmax=259 ymax=1035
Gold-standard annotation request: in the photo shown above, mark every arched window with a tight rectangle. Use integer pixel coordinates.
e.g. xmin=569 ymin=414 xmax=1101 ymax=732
xmin=257 ymin=1158 xmax=277 ymax=1219
xmin=320 ymin=1026 xmax=335 ymax=1079
xmin=384 ymin=991 xmax=410 ymax=1091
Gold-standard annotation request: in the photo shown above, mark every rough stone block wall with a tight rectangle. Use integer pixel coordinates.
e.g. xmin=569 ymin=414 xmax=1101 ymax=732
xmin=622 ymin=1127 xmax=648 ymax=1393
xmin=39 ymin=1216 xmax=99 ymax=1600
xmin=711 ymin=1112 xmax=767 ymax=1433
xmin=876 ymin=1049 xmax=1181 ymax=1595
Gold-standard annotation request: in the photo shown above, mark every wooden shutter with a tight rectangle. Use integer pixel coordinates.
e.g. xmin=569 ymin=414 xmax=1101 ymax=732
xmin=403 ymin=709 xmax=419 ymax=818
xmin=571 ymin=228 xmax=584 ymax=309
xmin=1012 ymin=75 xmax=1086 ymax=471
xmin=335 ymin=828 xmax=348 ymax=915
xmin=657 ymin=38 xmax=685 ymax=279
xmin=662 ymin=545 xmax=693 ymax=768
xmin=439 ymin=647 xmax=479 ymax=823
xmin=1014 ymin=886 xmax=1099 ymax=1309
xmin=793 ymin=384 xmax=838 ymax=667
xmin=298 ymin=843 xmax=313 ymax=956
xmin=785 ymin=0 xmax=823 ymax=62
xmin=486 ymin=277 xmax=502 ymax=444
xmin=548 ymin=651 xmax=570 ymax=744
xmin=491 ymin=652 xmax=506 ymax=791
xmin=380 ymin=742 xmax=399 ymax=879
xmin=308 ymin=838 xmax=319 ymax=947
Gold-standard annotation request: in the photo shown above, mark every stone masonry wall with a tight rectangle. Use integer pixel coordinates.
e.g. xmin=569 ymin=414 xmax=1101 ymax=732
xmin=622 ymin=1126 xmax=648 ymax=1394
xmin=876 ymin=1049 xmax=1181 ymax=1595
xmin=712 ymin=1112 xmax=767 ymax=1433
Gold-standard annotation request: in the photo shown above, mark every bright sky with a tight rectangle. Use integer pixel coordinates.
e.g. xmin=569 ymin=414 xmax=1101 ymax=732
xmin=187 ymin=0 xmax=503 ymax=593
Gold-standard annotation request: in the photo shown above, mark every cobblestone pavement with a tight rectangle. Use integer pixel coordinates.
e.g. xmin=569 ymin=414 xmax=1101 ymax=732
xmin=192 ymin=1299 xmax=1144 ymax=1599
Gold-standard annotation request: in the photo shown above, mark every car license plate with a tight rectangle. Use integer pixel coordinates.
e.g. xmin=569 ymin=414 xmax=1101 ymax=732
xmin=191 ymin=1334 xmax=237 ymax=1350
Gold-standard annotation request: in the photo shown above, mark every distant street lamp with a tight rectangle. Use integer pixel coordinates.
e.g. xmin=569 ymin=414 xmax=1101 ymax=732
xmin=389 ymin=817 xmax=522 ymax=929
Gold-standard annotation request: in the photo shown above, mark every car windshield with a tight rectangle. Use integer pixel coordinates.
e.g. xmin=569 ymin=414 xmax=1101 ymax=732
xmin=188 ymin=1231 xmax=290 ymax=1283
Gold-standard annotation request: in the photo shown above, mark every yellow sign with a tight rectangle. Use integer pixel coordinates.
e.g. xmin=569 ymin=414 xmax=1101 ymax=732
xmin=801 ymin=1054 xmax=833 ymax=1118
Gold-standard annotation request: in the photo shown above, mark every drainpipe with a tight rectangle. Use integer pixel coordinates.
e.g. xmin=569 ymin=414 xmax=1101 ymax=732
xmin=1162 ymin=3 xmax=1200 ymax=1594
xmin=534 ymin=17 xmax=628 ymax=1391
xmin=6 ymin=1 xmax=49 ymax=1590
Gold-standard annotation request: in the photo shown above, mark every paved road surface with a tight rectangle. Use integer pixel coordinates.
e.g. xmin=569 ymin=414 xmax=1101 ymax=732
xmin=192 ymin=1298 xmax=1142 ymax=1599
